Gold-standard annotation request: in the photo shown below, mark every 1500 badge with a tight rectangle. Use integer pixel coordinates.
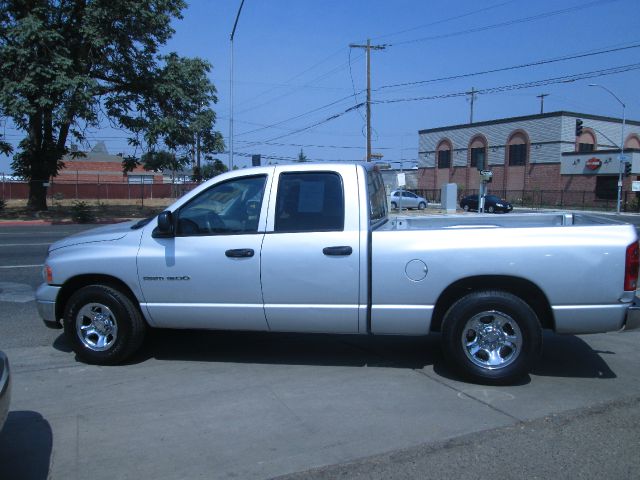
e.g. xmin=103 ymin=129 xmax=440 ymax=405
xmin=143 ymin=276 xmax=191 ymax=281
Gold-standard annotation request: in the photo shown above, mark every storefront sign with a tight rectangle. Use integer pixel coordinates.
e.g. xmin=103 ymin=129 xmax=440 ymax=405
xmin=585 ymin=157 xmax=602 ymax=170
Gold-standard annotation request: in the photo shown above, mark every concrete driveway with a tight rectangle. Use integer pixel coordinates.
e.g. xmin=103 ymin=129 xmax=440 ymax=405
xmin=2 ymin=325 xmax=640 ymax=479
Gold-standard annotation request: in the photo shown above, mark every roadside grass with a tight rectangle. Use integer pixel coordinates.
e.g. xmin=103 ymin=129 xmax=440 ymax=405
xmin=0 ymin=198 xmax=172 ymax=222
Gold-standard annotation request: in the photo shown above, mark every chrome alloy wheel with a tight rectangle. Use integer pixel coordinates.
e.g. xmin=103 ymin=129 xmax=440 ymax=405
xmin=75 ymin=303 xmax=118 ymax=351
xmin=461 ymin=311 xmax=522 ymax=370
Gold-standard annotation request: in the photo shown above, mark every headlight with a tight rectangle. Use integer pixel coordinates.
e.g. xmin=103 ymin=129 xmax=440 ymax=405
xmin=496 ymin=203 xmax=503 ymax=207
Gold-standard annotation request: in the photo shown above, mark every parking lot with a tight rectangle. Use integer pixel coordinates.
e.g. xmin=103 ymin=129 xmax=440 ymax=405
xmin=1 ymin=223 xmax=640 ymax=479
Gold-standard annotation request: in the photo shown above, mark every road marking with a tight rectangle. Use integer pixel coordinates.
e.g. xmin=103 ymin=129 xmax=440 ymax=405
xmin=0 ymin=264 xmax=42 ymax=269
xmin=0 ymin=243 xmax=51 ymax=247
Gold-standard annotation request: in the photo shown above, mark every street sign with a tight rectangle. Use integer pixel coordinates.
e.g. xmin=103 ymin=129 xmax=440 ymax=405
xmin=480 ymin=170 xmax=493 ymax=183
xmin=633 ymin=181 xmax=640 ymax=192
xmin=619 ymin=154 xmax=628 ymax=161
xmin=397 ymin=172 xmax=406 ymax=187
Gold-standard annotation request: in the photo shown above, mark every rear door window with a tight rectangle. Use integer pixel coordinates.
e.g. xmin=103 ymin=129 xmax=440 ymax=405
xmin=275 ymin=172 xmax=344 ymax=232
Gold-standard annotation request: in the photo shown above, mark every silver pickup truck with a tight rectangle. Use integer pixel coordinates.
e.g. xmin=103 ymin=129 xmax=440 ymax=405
xmin=36 ymin=162 xmax=640 ymax=384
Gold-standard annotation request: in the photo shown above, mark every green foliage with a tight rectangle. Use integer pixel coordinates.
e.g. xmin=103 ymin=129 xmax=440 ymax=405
xmin=201 ymin=159 xmax=228 ymax=180
xmin=0 ymin=0 xmax=223 ymax=210
xmin=71 ymin=201 xmax=95 ymax=224
xmin=0 ymin=138 xmax=11 ymax=156
xmin=0 ymin=198 xmax=5 ymax=211
xmin=296 ymin=149 xmax=308 ymax=163
xmin=141 ymin=151 xmax=183 ymax=173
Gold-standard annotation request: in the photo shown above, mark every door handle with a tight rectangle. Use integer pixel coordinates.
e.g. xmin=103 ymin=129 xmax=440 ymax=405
xmin=323 ymin=246 xmax=353 ymax=256
xmin=225 ymin=248 xmax=254 ymax=258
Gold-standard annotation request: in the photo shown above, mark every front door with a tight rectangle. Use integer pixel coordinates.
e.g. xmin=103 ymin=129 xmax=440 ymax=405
xmin=137 ymin=174 xmax=270 ymax=330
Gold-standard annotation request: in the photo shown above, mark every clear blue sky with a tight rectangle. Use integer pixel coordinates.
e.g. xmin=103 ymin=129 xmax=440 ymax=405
xmin=1 ymin=0 xmax=639 ymax=173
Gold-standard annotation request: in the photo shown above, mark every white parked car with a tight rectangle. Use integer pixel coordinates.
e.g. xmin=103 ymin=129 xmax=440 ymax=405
xmin=389 ymin=190 xmax=428 ymax=210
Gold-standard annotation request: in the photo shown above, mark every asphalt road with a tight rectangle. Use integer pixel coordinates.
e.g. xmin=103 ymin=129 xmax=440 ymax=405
xmin=1 ymin=221 xmax=640 ymax=479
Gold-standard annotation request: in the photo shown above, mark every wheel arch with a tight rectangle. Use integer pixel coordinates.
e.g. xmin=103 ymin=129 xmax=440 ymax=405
xmin=56 ymin=274 xmax=143 ymax=322
xmin=430 ymin=275 xmax=554 ymax=332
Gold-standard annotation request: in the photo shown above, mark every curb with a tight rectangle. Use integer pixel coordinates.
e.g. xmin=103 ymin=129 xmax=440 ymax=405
xmin=0 ymin=218 xmax=133 ymax=227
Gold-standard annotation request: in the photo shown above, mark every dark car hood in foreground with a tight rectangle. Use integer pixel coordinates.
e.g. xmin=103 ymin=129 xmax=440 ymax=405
xmin=0 ymin=351 xmax=10 ymax=432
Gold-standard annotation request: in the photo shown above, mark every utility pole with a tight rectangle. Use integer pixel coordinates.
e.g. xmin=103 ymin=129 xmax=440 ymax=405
xmin=466 ymin=87 xmax=477 ymax=123
xmin=349 ymin=39 xmax=386 ymax=161
xmin=537 ymin=93 xmax=549 ymax=114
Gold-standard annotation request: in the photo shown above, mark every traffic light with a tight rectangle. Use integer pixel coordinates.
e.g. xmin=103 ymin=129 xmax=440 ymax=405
xmin=575 ymin=119 xmax=583 ymax=137
xmin=625 ymin=161 xmax=632 ymax=177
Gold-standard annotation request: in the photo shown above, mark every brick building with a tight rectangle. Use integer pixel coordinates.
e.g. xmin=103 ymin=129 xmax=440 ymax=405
xmin=417 ymin=111 xmax=640 ymax=202
xmin=55 ymin=141 xmax=162 ymax=184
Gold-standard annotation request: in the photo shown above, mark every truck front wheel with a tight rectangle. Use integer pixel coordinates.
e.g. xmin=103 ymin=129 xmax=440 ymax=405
xmin=441 ymin=290 xmax=542 ymax=385
xmin=63 ymin=285 xmax=146 ymax=365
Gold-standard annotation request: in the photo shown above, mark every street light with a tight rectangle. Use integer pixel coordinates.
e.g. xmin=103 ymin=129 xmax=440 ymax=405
xmin=588 ymin=84 xmax=626 ymax=214
xmin=229 ymin=0 xmax=246 ymax=171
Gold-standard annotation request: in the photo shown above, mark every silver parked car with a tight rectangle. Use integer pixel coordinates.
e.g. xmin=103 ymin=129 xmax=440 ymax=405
xmin=389 ymin=190 xmax=428 ymax=210
xmin=0 ymin=351 xmax=10 ymax=432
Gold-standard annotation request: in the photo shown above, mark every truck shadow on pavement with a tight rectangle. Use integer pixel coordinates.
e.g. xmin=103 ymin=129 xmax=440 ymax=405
xmin=531 ymin=332 xmax=616 ymax=379
xmin=53 ymin=329 xmax=617 ymax=381
xmin=0 ymin=411 xmax=52 ymax=480
xmin=141 ymin=329 xmax=443 ymax=370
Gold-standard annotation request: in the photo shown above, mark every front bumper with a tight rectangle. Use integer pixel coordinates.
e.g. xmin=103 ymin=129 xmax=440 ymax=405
xmin=622 ymin=297 xmax=640 ymax=331
xmin=35 ymin=283 xmax=62 ymax=329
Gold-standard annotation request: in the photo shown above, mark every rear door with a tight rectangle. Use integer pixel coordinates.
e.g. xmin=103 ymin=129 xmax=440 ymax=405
xmin=260 ymin=165 xmax=361 ymax=333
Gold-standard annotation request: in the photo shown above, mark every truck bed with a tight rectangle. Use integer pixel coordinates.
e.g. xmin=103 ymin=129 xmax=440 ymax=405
xmin=379 ymin=212 xmax=628 ymax=231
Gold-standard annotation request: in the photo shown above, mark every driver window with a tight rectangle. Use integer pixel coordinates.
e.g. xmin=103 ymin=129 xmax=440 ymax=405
xmin=176 ymin=175 xmax=267 ymax=236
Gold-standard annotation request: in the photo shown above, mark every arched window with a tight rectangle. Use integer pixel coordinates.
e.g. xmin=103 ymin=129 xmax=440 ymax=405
xmin=469 ymin=135 xmax=488 ymax=170
xmin=436 ymin=139 xmax=452 ymax=169
xmin=576 ymin=129 xmax=597 ymax=152
xmin=625 ymin=134 xmax=640 ymax=150
xmin=507 ymin=131 xmax=529 ymax=166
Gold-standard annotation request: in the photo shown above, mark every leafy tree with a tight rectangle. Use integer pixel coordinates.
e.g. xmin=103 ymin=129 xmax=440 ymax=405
xmin=296 ymin=148 xmax=308 ymax=163
xmin=201 ymin=159 xmax=228 ymax=180
xmin=0 ymin=132 xmax=11 ymax=156
xmin=0 ymin=0 xmax=224 ymax=210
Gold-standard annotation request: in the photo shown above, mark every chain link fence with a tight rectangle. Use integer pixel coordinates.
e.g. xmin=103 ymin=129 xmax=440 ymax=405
xmin=413 ymin=188 xmax=639 ymax=212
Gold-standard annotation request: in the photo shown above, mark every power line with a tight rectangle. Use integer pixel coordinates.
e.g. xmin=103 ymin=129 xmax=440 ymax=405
xmin=373 ymin=63 xmax=640 ymax=105
xmin=389 ymin=0 xmax=620 ymax=47
xmin=235 ymin=91 xmax=363 ymax=137
xmin=371 ymin=0 xmax=519 ymax=42
xmin=236 ymin=63 xmax=639 ymax=147
xmin=234 ymin=51 xmax=365 ymax=115
xmin=376 ymin=42 xmax=640 ymax=92
xmin=233 ymin=46 xmax=349 ymax=110
xmin=235 ymin=139 xmax=396 ymax=150
xmin=242 ymin=102 xmax=365 ymax=147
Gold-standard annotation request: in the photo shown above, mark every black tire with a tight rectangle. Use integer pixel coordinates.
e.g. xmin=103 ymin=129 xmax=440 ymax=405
xmin=391 ymin=202 xmax=398 ymax=210
xmin=418 ymin=202 xmax=427 ymax=210
xmin=441 ymin=290 xmax=542 ymax=385
xmin=63 ymin=285 xmax=147 ymax=365
xmin=462 ymin=204 xmax=470 ymax=212
xmin=487 ymin=205 xmax=495 ymax=213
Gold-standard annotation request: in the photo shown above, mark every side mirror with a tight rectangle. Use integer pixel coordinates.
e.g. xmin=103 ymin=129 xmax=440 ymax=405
xmin=154 ymin=211 xmax=174 ymax=237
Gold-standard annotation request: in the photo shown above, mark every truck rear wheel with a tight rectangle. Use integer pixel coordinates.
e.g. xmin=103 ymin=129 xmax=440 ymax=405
xmin=441 ymin=290 xmax=542 ymax=385
xmin=63 ymin=285 xmax=146 ymax=365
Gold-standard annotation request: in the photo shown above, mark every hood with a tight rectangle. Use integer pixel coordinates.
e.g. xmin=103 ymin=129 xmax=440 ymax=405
xmin=49 ymin=220 xmax=139 ymax=252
